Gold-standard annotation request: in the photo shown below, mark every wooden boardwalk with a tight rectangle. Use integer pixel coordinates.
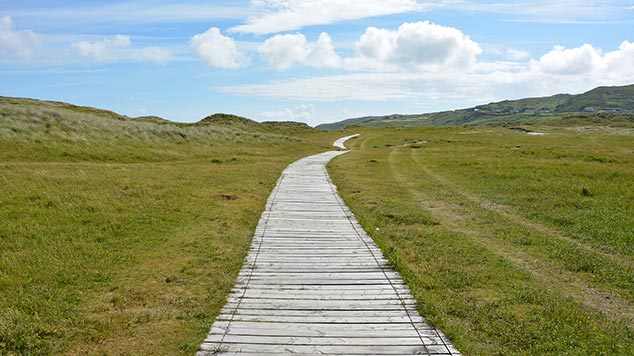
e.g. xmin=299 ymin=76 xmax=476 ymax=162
xmin=198 ymin=136 xmax=460 ymax=355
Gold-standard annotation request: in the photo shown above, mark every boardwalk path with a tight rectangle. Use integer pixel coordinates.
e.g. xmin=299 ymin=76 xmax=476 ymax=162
xmin=198 ymin=135 xmax=459 ymax=355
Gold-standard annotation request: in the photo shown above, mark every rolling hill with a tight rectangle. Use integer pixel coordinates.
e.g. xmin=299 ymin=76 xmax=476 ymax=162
xmin=317 ymin=84 xmax=634 ymax=130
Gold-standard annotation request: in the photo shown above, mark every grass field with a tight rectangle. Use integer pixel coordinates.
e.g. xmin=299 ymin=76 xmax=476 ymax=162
xmin=328 ymin=123 xmax=633 ymax=354
xmin=0 ymin=98 xmax=344 ymax=354
xmin=2 ymin=96 xmax=633 ymax=355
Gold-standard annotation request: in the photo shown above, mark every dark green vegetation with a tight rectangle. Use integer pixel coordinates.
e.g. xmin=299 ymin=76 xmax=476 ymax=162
xmin=0 ymin=97 xmax=342 ymax=354
xmin=317 ymin=84 xmax=634 ymax=130
xmin=328 ymin=124 xmax=634 ymax=354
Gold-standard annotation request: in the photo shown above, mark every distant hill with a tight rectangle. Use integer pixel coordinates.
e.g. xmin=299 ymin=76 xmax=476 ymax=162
xmin=317 ymin=84 xmax=634 ymax=130
xmin=196 ymin=113 xmax=315 ymax=133
xmin=0 ymin=97 xmax=316 ymax=144
xmin=198 ymin=113 xmax=259 ymax=127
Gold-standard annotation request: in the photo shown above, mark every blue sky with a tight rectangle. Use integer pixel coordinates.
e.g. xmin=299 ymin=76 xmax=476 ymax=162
xmin=1 ymin=1 xmax=633 ymax=125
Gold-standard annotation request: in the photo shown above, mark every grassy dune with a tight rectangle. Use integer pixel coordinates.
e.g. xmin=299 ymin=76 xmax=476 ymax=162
xmin=329 ymin=124 xmax=633 ymax=354
xmin=0 ymin=97 xmax=344 ymax=354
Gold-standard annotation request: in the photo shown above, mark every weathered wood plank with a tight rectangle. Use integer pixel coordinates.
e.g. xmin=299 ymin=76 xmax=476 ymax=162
xmin=199 ymin=343 xmax=441 ymax=354
xmin=203 ymin=335 xmax=434 ymax=346
xmin=215 ymin=315 xmax=425 ymax=324
xmin=210 ymin=321 xmax=440 ymax=333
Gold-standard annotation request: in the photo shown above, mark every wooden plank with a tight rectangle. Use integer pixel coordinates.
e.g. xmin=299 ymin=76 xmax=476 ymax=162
xmin=204 ymin=335 xmax=432 ymax=346
xmin=221 ymin=303 xmax=418 ymax=312
xmin=210 ymin=321 xmax=440 ymax=333
xmin=200 ymin=353 xmax=452 ymax=356
xmin=232 ymin=292 xmax=411 ymax=298
xmin=238 ymin=272 xmax=401 ymax=279
xmin=219 ymin=309 xmax=420 ymax=317
xmin=208 ymin=326 xmax=428 ymax=338
xmin=231 ymin=285 xmax=412 ymax=293
xmin=215 ymin=315 xmax=425 ymax=324
xmin=234 ymin=289 xmax=407 ymax=295
xmin=199 ymin=343 xmax=433 ymax=354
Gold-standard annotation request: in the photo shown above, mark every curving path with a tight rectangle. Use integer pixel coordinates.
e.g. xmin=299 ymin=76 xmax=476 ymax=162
xmin=198 ymin=136 xmax=459 ymax=355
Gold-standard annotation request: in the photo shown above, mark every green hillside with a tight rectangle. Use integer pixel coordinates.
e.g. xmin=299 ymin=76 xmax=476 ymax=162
xmin=0 ymin=96 xmax=320 ymax=162
xmin=317 ymin=84 xmax=634 ymax=130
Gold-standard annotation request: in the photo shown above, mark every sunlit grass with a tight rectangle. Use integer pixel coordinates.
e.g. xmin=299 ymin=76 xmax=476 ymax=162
xmin=0 ymin=97 xmax=344 ymax=354
xmin=329 ymin=125 xmax=633 ymax=354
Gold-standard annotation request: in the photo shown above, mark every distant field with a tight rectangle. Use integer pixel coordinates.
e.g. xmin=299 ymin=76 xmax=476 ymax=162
xmin=0 ymin=98 xmax=343 ymax=354
xmin=329 ymin=124 xmax=633 ymax=354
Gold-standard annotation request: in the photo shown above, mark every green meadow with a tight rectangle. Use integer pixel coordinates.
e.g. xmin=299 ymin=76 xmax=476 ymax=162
xmin=328 ymin=123 xmax=633 ymax=354
xmin=0 ymin=97 xmax=342 ymax=354
xmin=1 ymin=96 xmax=633 ymax=355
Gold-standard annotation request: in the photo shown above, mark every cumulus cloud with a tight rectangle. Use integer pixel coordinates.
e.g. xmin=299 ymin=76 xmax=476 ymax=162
xmin=220 ymin=41 xmax=634 ymax=105
xmin=257 ymin=21 xmax=481 ymax=72
xmin=531 ymin=43 xmax=603 ymax=74
xmin=262 ymin=104 xmax=316 ymax=124
xmin=191 ymin=27 xmax=249 ymax=69
xmin=347 ymin=21 xmax=482 ymax=71
xmin=603 ymin=41 xmax=634 ymax=76
xmin=528 ymin=41 xmax=634 ymax=81
xmin=0 ymin=16 xmax=41 ymax=59
xmin=231 ymin=0 xmax=424 ymax=34
xmin=258 ymin=32 xmax=341 ymax=70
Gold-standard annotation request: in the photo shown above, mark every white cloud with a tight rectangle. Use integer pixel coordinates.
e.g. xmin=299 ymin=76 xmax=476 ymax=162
xmin=11 ymin=3 xmax=251 ymax=27
xmin=220 ymin=73 xmax=417 ymax=101
xmin=347 ymin=21 xmax=482 ymax=71
xmin=0 ymin=16 xmax=41 ymax=59
xmin=220 ymin=41 xmax=634 ymax=106
xmin=602 ymin=40 xmax=634 ymax=79
xmin=450 ymin=1 xmax=626 ymax=24
xmin=505 ymin=48 xmax=530 ymax=60
xmin=262 ymin=104 xmax=316 ymax=124
xmin=73 ymin=34 xmax=131 ymax=62
xmin=72 ymin=34 xmax=171 ymax=64
xmin=531 ymin=44 xmax=603 ymax=74
xmin=191 ymin=27 xmax=249 ymax=69
xmin=231 ymin=0 xmax=425 ymax=34
xmin=258 ymin=32 xmax=341 ymax=70
xmin=529 ymin=41 xmax=634 ymax=78
xmin=487 ymin=47 xmax=531 ymax=61
xmin=136 ymin=46 xmax=171 ymax=65
xmin=257 ymin=21 xmax=482 ymax=71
